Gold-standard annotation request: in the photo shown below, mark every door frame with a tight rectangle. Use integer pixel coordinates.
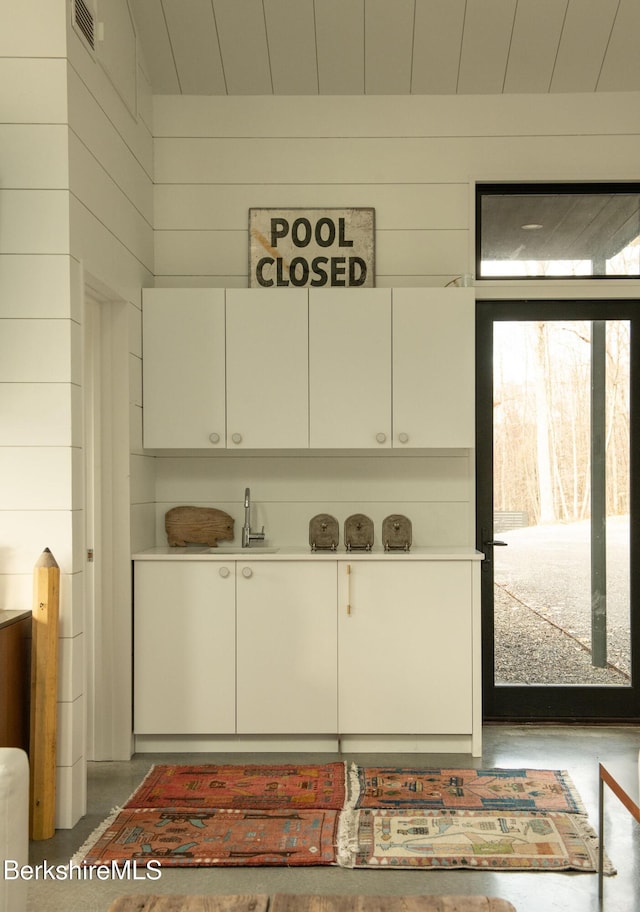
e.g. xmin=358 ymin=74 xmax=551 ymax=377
xmin=83 ymin=277 xmax=133 ymax=760
xmin=476 ymin=298 xmax=640 ymax=721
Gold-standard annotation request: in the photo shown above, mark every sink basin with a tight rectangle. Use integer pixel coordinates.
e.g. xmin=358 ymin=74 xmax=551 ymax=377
xmin=207 ymin=544 xmax=280 ymax=554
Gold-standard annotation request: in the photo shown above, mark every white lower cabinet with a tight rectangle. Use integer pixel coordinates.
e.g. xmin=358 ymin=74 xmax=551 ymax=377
xmin=236 ymin=561 xmax=337 ymax=733
xmin=337 ymin=560 xmax=473 ymax=734
xmin=134 ymin=561 xmax=236 ymax=734
xmin=134 ymin=556 xmax=478 ymax=747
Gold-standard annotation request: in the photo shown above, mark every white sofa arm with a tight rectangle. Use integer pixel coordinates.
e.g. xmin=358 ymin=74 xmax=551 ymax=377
xmin=0 ymin=748 xmax=29 ymax=912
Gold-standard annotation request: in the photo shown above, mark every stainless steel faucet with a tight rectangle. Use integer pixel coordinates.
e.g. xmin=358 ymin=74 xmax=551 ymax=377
xmin=242 ymin=487 xmax=265 ymax=547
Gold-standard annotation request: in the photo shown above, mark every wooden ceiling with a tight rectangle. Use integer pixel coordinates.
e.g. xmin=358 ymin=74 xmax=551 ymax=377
xmin=129 ymin=0 xmax=640 ymax=96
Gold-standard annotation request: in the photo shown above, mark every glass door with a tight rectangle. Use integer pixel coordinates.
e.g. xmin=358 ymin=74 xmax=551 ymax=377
xmin=477 ymin=300 xmax=640 ymax=720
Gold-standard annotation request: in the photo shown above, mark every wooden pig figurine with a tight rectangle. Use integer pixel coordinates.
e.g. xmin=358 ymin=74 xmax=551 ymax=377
xmin=165 ymin=506 xmax=235 ymax=547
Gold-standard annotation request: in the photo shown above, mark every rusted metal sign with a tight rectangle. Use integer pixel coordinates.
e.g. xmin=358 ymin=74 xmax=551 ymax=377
xmin=249 ymin=207 xmax=375 ymax=288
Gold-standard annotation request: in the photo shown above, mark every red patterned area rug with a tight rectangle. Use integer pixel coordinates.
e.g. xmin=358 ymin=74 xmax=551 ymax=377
xmin=75 ymin=807 xmax=339 ymax=867
xmin=338 ymin=808 xmax=613 ymax=873
xmin=126 ymin=762 xmax=347 ymax=810
xmin=73 ymin=763 xmax=609 ymax=873
xmin=350 ymin=766 xmax=586 ymax=814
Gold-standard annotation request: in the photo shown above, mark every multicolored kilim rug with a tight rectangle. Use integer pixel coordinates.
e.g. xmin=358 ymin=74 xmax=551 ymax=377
xmin=72 ymin=762 xmax=612 ymax=874
xmin=125 ymin=762 xmax=347 ymax=810
xmin=338 ymin=807 xmax=610 ymax=872
xmin=350 ymin=766 xmax=586 ymax=813
xmin=78 ymin=806 xmax=339 ymax=867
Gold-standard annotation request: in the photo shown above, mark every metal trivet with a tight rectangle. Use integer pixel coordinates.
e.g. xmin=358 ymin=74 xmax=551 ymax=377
xmin=344 ymin=513 xmax=374 ymax=551
xmin=309 ymin=513 xmax=339 ymax=551
xmin=382 ymin=514 xmax=412 ymax=551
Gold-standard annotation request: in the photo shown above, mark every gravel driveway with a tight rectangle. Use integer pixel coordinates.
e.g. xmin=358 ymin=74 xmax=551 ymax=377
xmin=493 ymin=516 xmax=631 ymax=685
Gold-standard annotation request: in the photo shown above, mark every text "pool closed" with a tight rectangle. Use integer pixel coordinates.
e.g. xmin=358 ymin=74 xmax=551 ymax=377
xmin=249 ymin=208 xmax=375 ymax=288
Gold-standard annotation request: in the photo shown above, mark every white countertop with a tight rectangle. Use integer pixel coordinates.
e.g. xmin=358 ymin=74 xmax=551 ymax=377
xmin=133 ymin=545 xmax=484 ymax=561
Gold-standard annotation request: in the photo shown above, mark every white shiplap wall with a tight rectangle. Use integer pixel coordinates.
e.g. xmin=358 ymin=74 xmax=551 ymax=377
xmin=63 ymin=3 xmax=155 ymax=824
xmin=0 ymin=5 xmax=81 ymax=826
xmin=0 ymin=0 xmax=154 ymax=828
xmin=66 ymin=4 xmax=157 ymax=558
xmin=152 ymin=92 xmax=640 ymax=287
xmin=153 ymin=452 xmax=474 ymax=552
xmin=149 ymin=90 xmax=639 ymax=553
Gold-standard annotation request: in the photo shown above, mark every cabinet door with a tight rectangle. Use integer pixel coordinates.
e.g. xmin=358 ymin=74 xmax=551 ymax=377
xmin=393 ymin=288 xmax=475 ymax=448
xmin=226 ymin=289 xmax=308 ymax=448
xmin=337 ymin=561 xmax=473 ymax=734
xmin=142 ymin=288 xmax=226 ymax=448
xmin=309 ymin=289 xmax=391 ymax=448
xmin=236 ymin=561 xmax=337 ymax=733
xmin=134 ymin=561 xmax=236 ymax=734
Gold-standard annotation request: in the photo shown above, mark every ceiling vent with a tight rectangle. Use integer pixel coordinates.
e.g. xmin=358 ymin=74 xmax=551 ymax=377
xmin=73 ymin=0 xmax=97 ymax=53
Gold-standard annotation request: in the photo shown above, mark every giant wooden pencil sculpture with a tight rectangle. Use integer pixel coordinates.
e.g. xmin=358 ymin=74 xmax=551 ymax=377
xmin=29 ymin=548 xmax=60 ymax=840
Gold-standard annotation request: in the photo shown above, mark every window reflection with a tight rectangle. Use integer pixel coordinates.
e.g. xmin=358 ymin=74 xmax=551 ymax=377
xmin=477 ymin=184 xmax=640 ymax=279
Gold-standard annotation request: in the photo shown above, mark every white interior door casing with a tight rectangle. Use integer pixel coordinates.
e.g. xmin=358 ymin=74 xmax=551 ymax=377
xmin=83 ymin=296 xmax=100 ymax=759
xmin=84 ymin=285 xmax=132 ymax=762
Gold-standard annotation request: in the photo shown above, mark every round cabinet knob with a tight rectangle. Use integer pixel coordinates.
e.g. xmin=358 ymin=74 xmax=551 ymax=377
xmin=241 ymin=566 xmax=253 ymax=578
xmin=209 ymin=432 xmax=220 ymax=445
xmin=376 ymin=432 xmax=387 ymax=444
xmin=218 ymin=566 xmax=230 ymax=578
xmin=231 ymin=433 xmax=243 ymax=445
xmin=398 ymin=432 xmax=410 ymax=444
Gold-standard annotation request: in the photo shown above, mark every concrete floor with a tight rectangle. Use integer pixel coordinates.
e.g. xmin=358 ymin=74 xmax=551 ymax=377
xmin=25 ymin=725 xmax=640 ymax=911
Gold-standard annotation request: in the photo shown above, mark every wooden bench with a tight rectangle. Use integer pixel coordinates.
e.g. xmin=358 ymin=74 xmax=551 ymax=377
xmin=107 ymin=894 xmax=517 ymax=912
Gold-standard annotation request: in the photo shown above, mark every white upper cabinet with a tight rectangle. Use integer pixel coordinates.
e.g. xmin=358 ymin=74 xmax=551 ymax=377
xmin=392 ymin=288 xmax=475 ymax=448
xmin=142 ymin=288 xmax=226 ymax=449
xmin=309 ymin=288 xmax=392 ymax=448
xmin=226 ymin=289 xmax=309 ymax=449
xmin=142 ymin=287 xmax=474 ymax=450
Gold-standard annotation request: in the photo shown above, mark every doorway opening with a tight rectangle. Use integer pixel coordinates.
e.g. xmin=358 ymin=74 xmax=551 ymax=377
xmin=477 ymin=299 xmax=640 ymax=720
xmin=83 ymin=282 xmax=132 ymax=759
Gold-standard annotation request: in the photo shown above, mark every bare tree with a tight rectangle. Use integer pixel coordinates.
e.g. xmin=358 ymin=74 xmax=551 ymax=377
xmin=532 ymin=322 xmax=556 ymax=523
xmin=494 ymin=320 xmax=630 ymax=526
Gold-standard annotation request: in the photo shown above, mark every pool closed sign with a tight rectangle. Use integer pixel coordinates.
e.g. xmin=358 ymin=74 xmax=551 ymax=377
xmin=249 ymin=208 xmax=375 ymax=288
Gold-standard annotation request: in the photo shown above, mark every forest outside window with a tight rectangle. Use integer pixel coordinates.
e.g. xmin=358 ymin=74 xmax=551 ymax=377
xmin=476 ymin=183 xmax=640 ymax=279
